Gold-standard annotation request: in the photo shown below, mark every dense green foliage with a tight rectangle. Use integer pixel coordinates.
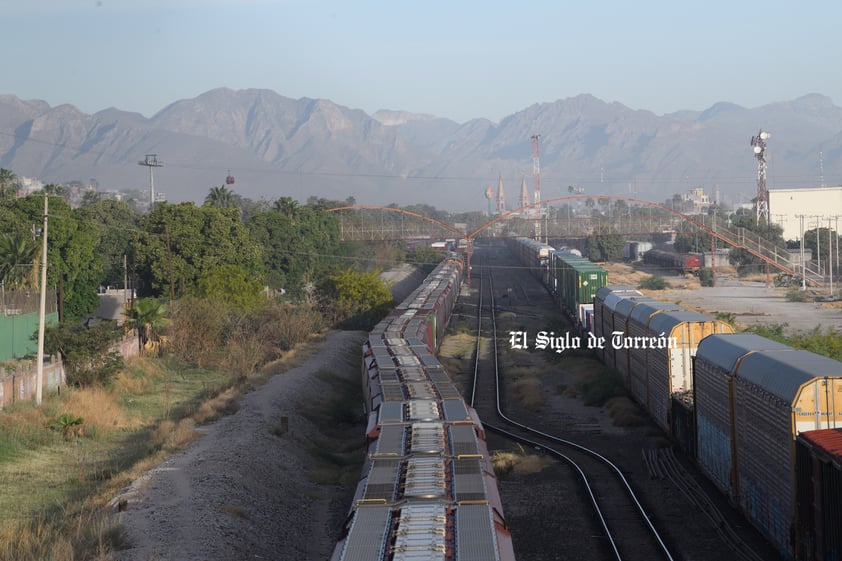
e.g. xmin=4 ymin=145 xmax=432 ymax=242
xmin=745 ymin=323 xmax=842 ymax=362
xmin=324 ymin=268 xmax=394 ymax=329
xmin=247 ymin=204 xmax=341 ymax=295
xmin=727 ymin=210 xmax=786 ymax=275
xmin=42 ymin=320 xmax=124 ymax=386
xmin=133 ymin=203 xmax=263 ymax=298
xmin=4 ymin=196 xmax=102 ymax=320
xmin=586 ymin=224 xmax=624 ymax=261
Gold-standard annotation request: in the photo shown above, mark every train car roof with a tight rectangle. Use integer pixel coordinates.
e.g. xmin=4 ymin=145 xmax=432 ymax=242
xmin=735 ymin=349 xmax=842 ymax=402
xmin=647 ymin=310 xmax=730 ymax=334
xmin=628 ymin=301 xmax=686 ymax=325
xmin=695 ymin=333 xmax=793 ymax=373
xmin=798 ymin=428 xmax=842 ymax=467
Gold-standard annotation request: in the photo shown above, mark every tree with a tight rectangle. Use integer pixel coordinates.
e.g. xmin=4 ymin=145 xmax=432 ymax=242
xmin=586 ymin=224 xmax=624 ymax=261
xmin=274 ymin=196 xmax=299 ymax=217
xmin=43 ymin=320 xmax=124 ymax=387
xmin=247 ymin=205 xmax=341 ymax=295
xmin=10 ymin=195 xmax=102 ymax=321
xmin=0 ymin=168 xmax=18 ymax=199
xmin=727 ymin=210 xmax=786 ymax=275
xmin=193 ymin=264 xmax=265 ymax=311
xmin=76 ymin=199 xmax=139 ymax=290
xmin=133 ymin=202 xmax=263 ymax=298
xmin=324 ymin=268 xmax=394 ymax=328
xmin=125 ymin=297 xmax=169 ymax=349
xmin=0 ymin=231 xmax=38 ymax=288
xmin=204 ymin=185 xmax=237 ymax=209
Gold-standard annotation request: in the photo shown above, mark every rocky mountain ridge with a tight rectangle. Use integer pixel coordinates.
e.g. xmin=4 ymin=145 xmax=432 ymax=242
xmin=1 ymin=89 xmax=840 ymax=211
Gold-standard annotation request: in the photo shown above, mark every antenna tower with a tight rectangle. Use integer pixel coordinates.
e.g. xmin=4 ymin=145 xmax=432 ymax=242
xmin=750 ymin=130 xmax=770 ymax=223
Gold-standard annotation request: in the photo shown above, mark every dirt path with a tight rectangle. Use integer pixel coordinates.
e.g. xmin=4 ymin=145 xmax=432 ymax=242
xmin=112 ymin=330 xmax=366 ymax=561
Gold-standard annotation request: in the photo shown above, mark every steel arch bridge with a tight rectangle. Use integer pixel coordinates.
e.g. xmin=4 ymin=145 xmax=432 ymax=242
xmin=329 ymin=198 xmax=819 ymax=286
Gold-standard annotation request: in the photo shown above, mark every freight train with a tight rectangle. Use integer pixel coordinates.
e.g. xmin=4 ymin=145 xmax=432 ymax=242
xmin=331 ymin=256 xmax=517 ymax=561
xmin=643 ymin=248 xmax=702 ymax=275
xmin=504 ymin=235 xmax=840 ymax=560
xmin=506 ymin=237 xmax=608 ymax=332
xmin=593 ymin=287 xmax=842 ymax=561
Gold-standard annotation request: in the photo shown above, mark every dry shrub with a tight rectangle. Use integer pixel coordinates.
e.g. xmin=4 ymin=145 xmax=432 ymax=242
xmin=167 ymin=298 xmax=227 ymax=367
xmin=152 ymin=418 xmax=199 ymax=452
xmin=605 ymin=396 xmax=645 ymax=427
xmin=256 ymin=304 xmax=323 ymax=354
xmin=491 ymin=449 xmax=553 ymax=477
xmin=62 ymin=387 xmax=135 ymax=436
xmin=512 ymin=377 xmax=544 ymax=411
xmin=193 ymin=387 xmax=240 ymax=424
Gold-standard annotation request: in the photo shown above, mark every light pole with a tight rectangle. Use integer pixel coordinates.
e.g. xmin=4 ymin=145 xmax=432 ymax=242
xmin=138 ymin=154 xmax=163 ymax=210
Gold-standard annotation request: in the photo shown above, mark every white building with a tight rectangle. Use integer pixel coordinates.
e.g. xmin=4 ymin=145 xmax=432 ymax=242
xmin=769 ymin=186 xmax=842 ymax=241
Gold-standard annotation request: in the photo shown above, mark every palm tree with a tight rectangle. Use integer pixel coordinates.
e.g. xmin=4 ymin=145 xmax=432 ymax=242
xmin=0 ymin=232 xmax=39 ymax=288
xmin=274 ymin=196 xmax=299 ymax=217
xmin=204 ymin=185 xmax=236 ymax=208
xmin=125 ymin=298 xmax=169 ymax=349
xmin=0 ymin=168 xmax=18 ymax=199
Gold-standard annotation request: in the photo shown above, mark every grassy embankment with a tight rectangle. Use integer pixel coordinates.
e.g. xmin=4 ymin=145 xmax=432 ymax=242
xmin=0 ymin=338 xmax=325 ymax=561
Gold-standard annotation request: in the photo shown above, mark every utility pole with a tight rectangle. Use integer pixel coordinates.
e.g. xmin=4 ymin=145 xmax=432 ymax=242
xmin=798 ymin=214 xmax=806 ymax=291
xmin=35 ymin=194 xmax=48 ymax=405
xmin=138 ymin=154 xmax=163 ymax=210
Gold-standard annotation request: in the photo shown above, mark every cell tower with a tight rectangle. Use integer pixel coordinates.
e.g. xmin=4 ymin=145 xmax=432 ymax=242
xmin=496 ymin=174 xmax=506 ymax=214
xmin=531 ymin=134 xmax=541 ymax=205
xmin=751 ymin=129 xmax=770 ymax=223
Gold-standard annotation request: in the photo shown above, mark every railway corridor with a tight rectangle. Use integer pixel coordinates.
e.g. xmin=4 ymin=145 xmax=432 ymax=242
xmin=443 ymin=241 xmax=781 ymax=561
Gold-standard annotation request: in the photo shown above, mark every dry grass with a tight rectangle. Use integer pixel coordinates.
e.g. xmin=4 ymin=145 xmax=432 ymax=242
xmin=61 ymin=387 xmax=137 ymax=437
xmin=192 ymin=387 xmax=240 ymax=424
xmin=511 ymin=376 xmax=544 ymax=411
xmin=491 ymin=446 xmax=554 ymax=476
xmin=151 ymin=418 xmax=200 ymax=452
xmin=604 ymin=396 xmax=645 ymax=427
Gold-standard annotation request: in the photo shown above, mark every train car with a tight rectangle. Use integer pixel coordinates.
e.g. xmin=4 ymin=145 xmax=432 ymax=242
xmin=507 ymin=237 xmax=553 ymax=284
xmin=549 ymin=251 xmax=608 ymax=331
xmin=693 ymin=334 xmax=842 ymax=558
xmin=394 ymin=256 xmax=464 ymax=351
xmin=643 ymin=248 xmax=702 ymax=275
xmin=624 ymin=301 xmax=686 ymax=408
xmin=639 ymin=310 xmax=734 ymax=432
xmin=593 ymin=286 xmax=645 ymax=368
xmin=335 ymin=258 xmax=517 ymax=561
xmin=795 ymin=428 xmax=842 ymax=561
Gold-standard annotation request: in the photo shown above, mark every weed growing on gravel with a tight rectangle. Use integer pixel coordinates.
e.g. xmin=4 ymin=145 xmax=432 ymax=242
xmin=575 ymin=368 xmax=625 ymax=406
xmin=604 ymin=397 xmax=645 ymax=427
xmin=491 ymin=445 xmax=554 ymax=477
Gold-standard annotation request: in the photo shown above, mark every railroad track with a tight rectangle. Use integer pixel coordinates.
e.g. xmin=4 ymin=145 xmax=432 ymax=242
xmin=468 ymin=248 xmax=675 ymax=561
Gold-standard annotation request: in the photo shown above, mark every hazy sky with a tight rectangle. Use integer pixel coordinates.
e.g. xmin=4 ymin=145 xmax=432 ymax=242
xmin=1 ymin=0 xmax=839 ymax=122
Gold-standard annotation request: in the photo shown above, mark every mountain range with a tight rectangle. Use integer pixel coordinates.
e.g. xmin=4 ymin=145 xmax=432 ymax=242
xmin=1 ymin=88 xmax=841 ymax=212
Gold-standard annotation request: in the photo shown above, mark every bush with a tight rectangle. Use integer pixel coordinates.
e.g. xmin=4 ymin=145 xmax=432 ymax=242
xmin=638 ymin=275 xmax=670 ymax=290
xmin=785 ymin=289 xmax=812 ymax=302
xmin=699 ymin=268 xmax=714 ymax=287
